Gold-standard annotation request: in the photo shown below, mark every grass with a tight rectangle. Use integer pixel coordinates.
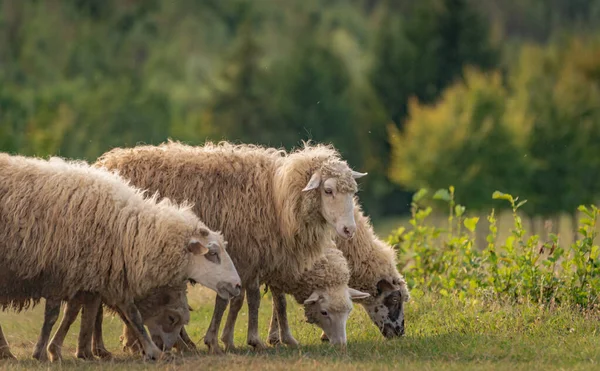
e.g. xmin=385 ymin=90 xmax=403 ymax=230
xmin=1 ymin=286 xmax=600 ymax=370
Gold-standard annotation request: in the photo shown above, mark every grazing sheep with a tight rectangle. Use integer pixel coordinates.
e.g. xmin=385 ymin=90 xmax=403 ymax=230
xmin=37 ymin=283 xmax=190 ymax=362
xmin=34 ymin=170 xmax=237 ymax=361
xmin=43 ymin=215 xmax=232 ymax=361
xmin=267 ymin=200 xmax=410 ymax=344
xmin=220 ymin=246 xmax=370 ymax=350
xmin=0 ymin=153 xmax=241 ymax=361
xmin=95 ymin=140 xmax=366 ymax=352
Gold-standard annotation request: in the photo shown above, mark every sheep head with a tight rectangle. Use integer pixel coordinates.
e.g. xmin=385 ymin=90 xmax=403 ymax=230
xmin=302 ymin=160 xmax=367 ymax=240
xmin=303 ymin=285 xmax=370 ymax=346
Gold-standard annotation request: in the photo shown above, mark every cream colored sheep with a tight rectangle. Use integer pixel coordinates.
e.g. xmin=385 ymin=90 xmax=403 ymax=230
xmin=95 ymin=140 xmax=367 ymax=352
xmin=36 ymin=283 xmax=189 ymax=362
xmin=267 ymin=199 xmax=410 ymax=344
xmin=124 ymin=247 xmax=369 ymax=353
xmin=220 ymin=246 xmax=369 ymax=349
xmin=0 ymin=153 xmax=241 ymax=361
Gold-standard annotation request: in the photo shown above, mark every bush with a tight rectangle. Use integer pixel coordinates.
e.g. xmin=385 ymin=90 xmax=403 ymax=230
xmin=388 ymin=187 xmax=600 ymax=308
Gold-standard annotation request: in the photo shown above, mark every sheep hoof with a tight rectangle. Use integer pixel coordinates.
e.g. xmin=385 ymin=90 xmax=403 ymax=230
xmin=93 ymin=347 xmax=113 ymax=360
xmin=267 ymin=335 xmax=281 ymax=346
xmin=248 ymin=338 xmax=267 ymax=351
xmin=223 ymin=342 xmax=237 ymax=352
xmin=47 ymin=344 xmax=62 ymax=363
xmin=159 ymin=351 xmax=175 ymax=362
xmin=32 ymin=347 xmax=48 ymax=362
xmin=76 ymin=348 xmax=95 ymax=360
xmin=205 ymin=337 xmax=224 ymax=355
xmin=0 ymin=348 xmax=16 ymax=360
xmin=281 ymin=335 xmax=299 ymax=348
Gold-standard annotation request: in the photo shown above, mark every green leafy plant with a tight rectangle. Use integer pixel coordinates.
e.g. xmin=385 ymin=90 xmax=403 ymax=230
xmin=389 ymin=188 xmax=600 ymax=309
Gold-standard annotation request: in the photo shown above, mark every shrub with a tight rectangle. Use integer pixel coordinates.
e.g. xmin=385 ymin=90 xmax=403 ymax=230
xmin=388 ymin=187 xmax=600 ymax=308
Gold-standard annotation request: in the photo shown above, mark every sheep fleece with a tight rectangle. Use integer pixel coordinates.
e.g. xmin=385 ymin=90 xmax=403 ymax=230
xmin=0 ymin=153 xmax=203 ymax=309
xmin=95 ymin=140 xmax=356 ymax=282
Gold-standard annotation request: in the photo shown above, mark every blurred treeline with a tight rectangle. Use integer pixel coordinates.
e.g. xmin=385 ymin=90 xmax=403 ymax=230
xmin=1 ymin=0 xmax=600 ymax=219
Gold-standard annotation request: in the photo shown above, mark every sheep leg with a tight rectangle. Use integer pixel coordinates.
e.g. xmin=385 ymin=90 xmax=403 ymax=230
xmin=0 ymin=325 xmax=16 ymax=359
xmin=267 ymin=296 xmax=281 ymax=345
xmin=203 ymin=295 xmax=228 ymax=355
xmin=220 ymin=287 xmax=246 ymax=351
xmin=92 ymin=304 xmax=112 ymax=359
xmin=76 ymin=295 xmax=103 ymax=360
xmin=272 ymin=289 xmax=299 ymax=347
xmin=120 ymin=323 xmax=142 ymax=354
xmin=32 ymin=299 xmax=61 ymax=362
xmin=115 ymin=302 xmax=170 ymax=362
xmin=246 ymin=281 xmax=266 ymax=350
xmin=47 ymin=297 xmax=83 ymax=362
xmin=174 ymin=326 xmax=197 ymax=353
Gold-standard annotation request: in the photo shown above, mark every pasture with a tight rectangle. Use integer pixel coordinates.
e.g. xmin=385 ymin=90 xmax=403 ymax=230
xmin=0 ymin=283 xmax=599 ymax=370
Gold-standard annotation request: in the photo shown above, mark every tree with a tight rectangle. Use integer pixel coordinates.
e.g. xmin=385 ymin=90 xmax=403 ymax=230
xmin=208 ymin=19 xmax=275 ymax=145
xmin=510 ymin=39 xmax=600 ymax=240
xmin=370 ymin=0 xmax=498 ymax=127
xmin=388 ymin=68 xmax=531 ymax=211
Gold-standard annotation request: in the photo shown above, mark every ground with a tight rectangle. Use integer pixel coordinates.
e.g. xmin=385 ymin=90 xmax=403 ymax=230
xmin=0 ymin=286 xmax=599 ymax=371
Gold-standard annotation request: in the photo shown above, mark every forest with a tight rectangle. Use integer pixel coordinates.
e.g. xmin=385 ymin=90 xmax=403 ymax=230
xmin=2 ymin=0 xmax=600 ymax=221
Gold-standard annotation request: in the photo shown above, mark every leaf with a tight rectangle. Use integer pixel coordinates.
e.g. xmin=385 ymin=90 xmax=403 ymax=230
xmin=433 ymin=189 xmax=451 ymax=202
xmin=413 ymin=188 xmax=428 ymax=203
xmin=515 ymin=200 xmax=528 ymax=209
xmin=464 ymin=217 xmax=479 ymax=233
xmin=455 ymin=204 xmax=466 ymax=217
xmin=492 ymin=191 xmax=513 ymax=202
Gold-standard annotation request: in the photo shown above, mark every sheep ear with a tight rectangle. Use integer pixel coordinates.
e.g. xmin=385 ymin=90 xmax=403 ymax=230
xmin=351 ymin=171 xmax=368 ymax=179
xmin=303 ymin=291 xmax=321 ymax=305
xmin=376 ymin=278 xmax=395 ymax=294
xmin=199 ymin=228 xmax=210 ymax=238
xmin=187 ymin=240 xmax=209 ymax=255
xmin=348 ymin=288 xmax=370 ymax=301
xmin=302 ymin=172 xmax=321 ymax=192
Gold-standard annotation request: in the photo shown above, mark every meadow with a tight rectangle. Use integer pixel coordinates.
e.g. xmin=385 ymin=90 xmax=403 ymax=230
xmin=1 ymin=189 xmax=600 ymax=370
xmin=1 ymin=288 xmax=599 ymax=371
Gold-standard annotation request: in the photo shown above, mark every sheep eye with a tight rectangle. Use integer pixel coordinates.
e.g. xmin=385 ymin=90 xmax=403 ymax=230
xmin=320 ymin=310 xmax=328 ymax=316
xmin=324 ymin=188 xmax=333 ymax=195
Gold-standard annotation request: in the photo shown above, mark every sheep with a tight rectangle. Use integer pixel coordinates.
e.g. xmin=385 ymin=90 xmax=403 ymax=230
xmin=35 ymin=283 xmax=190 ymax=362
xmin=267 ymin=199 xmax=410 ymax=345
xmin=222 ymin=246 xmax=370 ymax=349
xmin=128 ymin=246 xmax=370 ymax=353
xmin=95 ymin=140 xmax=367 ymax=353
xmin=0 ymin=153 xmax=241 ymax=361
xmin=41 ymin=224 xmax=231 ymax=361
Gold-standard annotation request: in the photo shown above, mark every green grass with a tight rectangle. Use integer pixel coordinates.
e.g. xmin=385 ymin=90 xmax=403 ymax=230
xmin=1 ymin=287 xmax=599 ymax=370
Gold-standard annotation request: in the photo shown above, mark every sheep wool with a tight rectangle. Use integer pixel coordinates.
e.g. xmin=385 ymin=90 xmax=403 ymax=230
xmin=0 ymin=153 xmax=206 ymax=309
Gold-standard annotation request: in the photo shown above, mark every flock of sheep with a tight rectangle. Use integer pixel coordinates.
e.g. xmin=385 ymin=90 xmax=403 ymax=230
xmin=0 ymin=140 xmax=410 ymax=362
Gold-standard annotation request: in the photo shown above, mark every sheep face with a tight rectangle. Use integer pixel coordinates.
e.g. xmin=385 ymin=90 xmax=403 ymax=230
xmin=186 ymin=228 xmax=241 ymax=300
xmin=141 ymin=290 xmax=191 ymax=351
xmin=302 ymin=163 xmax=367 ymax=240
xmin=303 ymin=286 xmax=370 ymax=345
xmin=360 ymin=278 xmax=409 ymax=338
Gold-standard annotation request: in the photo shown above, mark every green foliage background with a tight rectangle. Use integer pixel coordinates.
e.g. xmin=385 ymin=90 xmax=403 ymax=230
xmin=2 ymin=0 xmax=600 ymax=218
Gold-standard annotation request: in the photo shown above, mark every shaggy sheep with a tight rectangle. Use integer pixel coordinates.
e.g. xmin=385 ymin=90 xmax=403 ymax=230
xmin=42 ymin=221 xmax=232 ymax=361
xmin=220 ymin=246 xmax=370 ymax=349
xmin=95 ymin=140 xmax=366 ymax=352
xmin=267 ymin=200 xmax=410 ymax=344
xmin=147 ymin=246 xmax=369 ymax=353
xmin=36 ymin=283 xmax=189 ymax=362
xmin=0 ymin=153 xmax=241 ymax=361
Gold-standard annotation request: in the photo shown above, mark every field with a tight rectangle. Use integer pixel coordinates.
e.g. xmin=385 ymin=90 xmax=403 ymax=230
xmin=1 ymin=286 xmax=599 ymax=371
xmin=2 ymin=202 xmax=600 ymax=371
xmin=0 ymin=288 xmax=600 ymax=370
